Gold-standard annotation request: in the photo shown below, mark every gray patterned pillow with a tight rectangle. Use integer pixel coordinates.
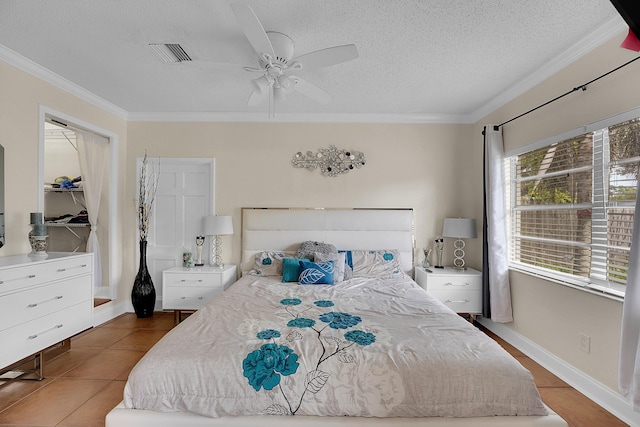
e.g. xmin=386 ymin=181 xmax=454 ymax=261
xmin=295 ymin=241 xmax=337 ymax=259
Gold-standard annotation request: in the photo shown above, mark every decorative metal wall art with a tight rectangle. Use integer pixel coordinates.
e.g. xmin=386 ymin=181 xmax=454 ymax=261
xmin=292 ymin=145 xmax=365 ymax=177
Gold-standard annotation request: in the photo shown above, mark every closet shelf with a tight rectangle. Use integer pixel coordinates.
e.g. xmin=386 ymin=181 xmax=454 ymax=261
xmin=45 ymin=222 xmax=90 ymax=228
xmin=44 ymin=187 xmax=84 ymax=192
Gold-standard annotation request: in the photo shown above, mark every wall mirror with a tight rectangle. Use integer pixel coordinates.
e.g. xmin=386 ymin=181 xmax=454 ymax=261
xmin=0 ymin=144 xmax=4 ymax=248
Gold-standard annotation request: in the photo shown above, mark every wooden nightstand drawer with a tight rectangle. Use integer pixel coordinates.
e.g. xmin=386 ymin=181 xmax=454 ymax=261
xmin=414 ymin=267 xmax=482 ymax=314
xmin=425 ymin=274 xmax=481 ymax=291
xmin=162 ymin=265 xmax=237 ymax=312
xmin=428 ymin=289 xmax=482 ymax=313
xmin=163 ymin=286 xmax=220 ymax=310
xmin=163 ymin=273 xmax=223 ymax=287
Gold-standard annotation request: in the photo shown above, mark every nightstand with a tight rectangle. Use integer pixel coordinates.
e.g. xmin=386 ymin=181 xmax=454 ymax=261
xmin=414 ymin=266 xmax=482 ymax=319
xmin=162 ymin=264 xmax=237 ymax=323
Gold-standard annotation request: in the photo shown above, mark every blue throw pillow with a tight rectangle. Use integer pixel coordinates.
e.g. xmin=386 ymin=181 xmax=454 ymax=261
xmin=282 ymin=258 xmax=310 ymax=282
xmin=298 ymin=260 xmax=335 ymax=285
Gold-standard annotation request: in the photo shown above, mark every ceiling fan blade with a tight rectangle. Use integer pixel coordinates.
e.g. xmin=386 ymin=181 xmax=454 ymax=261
xmin=230 ymin=3 xmax=275 ymax=58
xmin=291 ymin=77 xmax=333 ymax=104
xmin=292 ymin=44 xmax=358 ymax=69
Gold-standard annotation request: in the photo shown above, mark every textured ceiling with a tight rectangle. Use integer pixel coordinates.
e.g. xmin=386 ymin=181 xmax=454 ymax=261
xmin=0 ymin=0 xmax=626 ymax=122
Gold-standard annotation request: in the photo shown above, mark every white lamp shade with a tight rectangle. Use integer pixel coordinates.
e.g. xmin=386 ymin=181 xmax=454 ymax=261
xmin=203 ymin=215 xmax=234 ymax=236
xmin=442 ymin=218 xmax=477 ymax=239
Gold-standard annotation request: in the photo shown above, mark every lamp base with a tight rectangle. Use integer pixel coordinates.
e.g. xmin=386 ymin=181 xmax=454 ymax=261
xmin=209 ymin=235 xmax=223 ymax=269
xmin=452 ymin=238 xmax=466 ymax=270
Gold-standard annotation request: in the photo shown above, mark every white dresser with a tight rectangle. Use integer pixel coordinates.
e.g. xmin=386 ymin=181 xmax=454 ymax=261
xmin=414 ymin=266 xmax=482 ymax=316
xmin=162 ymin=265 xmax=237 ymax=322
xmin=0 ymin=252 xmax=94 ymax=372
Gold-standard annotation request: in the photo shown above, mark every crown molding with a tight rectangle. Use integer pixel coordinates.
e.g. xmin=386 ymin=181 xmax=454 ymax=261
xmin=125 ymin=111 xmax=474 ymax=124
xmin=469 ymin=16 xmax=628 ymax=124
xmin=0 ymin=44 xmax=128 ymax=120
xmin=0 ymin=15 xmax=628 ymax=125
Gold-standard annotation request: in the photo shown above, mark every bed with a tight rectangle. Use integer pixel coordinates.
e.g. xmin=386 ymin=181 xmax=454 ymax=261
xmin=106 ymin=208 xmax=567 ymax=426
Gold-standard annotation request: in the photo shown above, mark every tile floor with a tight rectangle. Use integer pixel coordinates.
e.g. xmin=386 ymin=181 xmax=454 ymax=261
xmin=0 ymin=312 xmax=629 ymax=426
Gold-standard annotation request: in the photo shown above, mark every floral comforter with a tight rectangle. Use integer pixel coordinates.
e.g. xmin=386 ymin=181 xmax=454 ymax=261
xmin=123 ymin=275 xmax=547 ymax=418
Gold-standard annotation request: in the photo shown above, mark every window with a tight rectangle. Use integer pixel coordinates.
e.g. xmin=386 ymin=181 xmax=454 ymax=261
xmin=506 ymin=114 xmax=640 ymax=297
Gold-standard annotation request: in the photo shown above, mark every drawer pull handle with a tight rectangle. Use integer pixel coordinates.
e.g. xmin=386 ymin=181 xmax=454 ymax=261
xmin=179 ymin=296 xmax=205 ymax=300
xmin=446 ymin=299 xmax=470 ymax=303
xmin=27 ymin=295 xmax=64 ymax=308
xmin=27 ymin=324 xmax=63 ymax=340
xmin=0 ymin=274 xmax=37 ymax=285
xmin=57 ymin=264 xmax=88 ymax=272
xmin=444 ymin=282 xmax=470 ymax=287
xmin=180 ymin=279 xmax=204 ymax=283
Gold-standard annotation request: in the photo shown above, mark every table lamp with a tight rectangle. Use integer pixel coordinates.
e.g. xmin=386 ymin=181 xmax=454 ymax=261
xmin=442 ymin=218 xmax=477 ymax=270
xmin=203 ymin=215 xmax=233 ymax=268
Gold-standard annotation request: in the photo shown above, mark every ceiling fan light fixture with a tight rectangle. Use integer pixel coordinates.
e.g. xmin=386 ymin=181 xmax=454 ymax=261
xmin=147 ymin=43 xmax=192 ymax=63
xmin=251 ymin=75 xmax=271 ymax=96
xmin=277 ymin=75 xmax=295 ymax=94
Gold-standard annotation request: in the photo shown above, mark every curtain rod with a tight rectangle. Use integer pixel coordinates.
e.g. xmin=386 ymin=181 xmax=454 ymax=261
xmin=494 ymin=55 xmax=640 ymax=131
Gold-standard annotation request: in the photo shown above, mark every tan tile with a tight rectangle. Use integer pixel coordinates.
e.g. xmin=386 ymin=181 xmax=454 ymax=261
xmin=62 ymin=350 xmax=146 ymax=380
xmin=72 ymin=327 xmax=134 ymax=349
xmin=515 ymin=356 xmax=569 ymax=388
xmin=0 ymin=378 xmax=109 ymax=426
xmin=539 ymin=387 xmax=628 ymax=427
xmin=57 ymin=381 xmax=125 ymax=427
xmin=134 ymin=311 xmax=177 ymax=331
xmin=41 ymin=347 xmax=102 ymax=378
xmin=100 ymin=313 xmax=153 ymax=329
xmin=108 ymin=330 xmax=169 ymax=352
xmin=0 ymin=377 xmax=53 ymax=412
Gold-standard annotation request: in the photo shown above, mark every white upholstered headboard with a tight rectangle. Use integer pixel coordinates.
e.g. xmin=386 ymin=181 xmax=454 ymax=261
xmin=241 ymin=208 xmax=415 ymax=275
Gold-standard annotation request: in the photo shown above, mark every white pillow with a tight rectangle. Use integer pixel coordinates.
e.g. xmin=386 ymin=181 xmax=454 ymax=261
xmin=314 ymin=251 xmax=347 ymax=283
xmin=341 ymin=250 xmax=406 ymax=278
xmin=248 ymin=251 xmax=295 ymax=276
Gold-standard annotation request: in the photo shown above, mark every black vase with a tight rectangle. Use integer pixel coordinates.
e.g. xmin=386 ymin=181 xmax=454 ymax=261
xmin=131 ymin=239 xmax=155 ymax=318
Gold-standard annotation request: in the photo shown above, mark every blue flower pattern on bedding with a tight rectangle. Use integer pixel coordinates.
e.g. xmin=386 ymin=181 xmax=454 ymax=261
xmin=243 ymin=343 xmax=300 ymax=391
xmin=242 ymin=298 xmax=377 ymax=415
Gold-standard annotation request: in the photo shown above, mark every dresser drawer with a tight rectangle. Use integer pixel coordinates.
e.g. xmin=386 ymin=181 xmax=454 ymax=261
xmin=163 ymin=273 xmax=223 ymax=287
xmin=0 ymin=301 xmax=92 ymax=370
xmin=0 ymin=255 xmax=92 ymax=294
xmin=425 ymin=274 xmax=481 ymax=291
xmin=0 ymin=275 xmax=91 ymax=332
xmin=163 ymin=286 xmax=221 ymax=310
xmin=429 ymin=289 xmax=482 ymax=314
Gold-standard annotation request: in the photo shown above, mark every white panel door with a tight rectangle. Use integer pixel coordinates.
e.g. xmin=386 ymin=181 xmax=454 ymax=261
xmin=137 ymin=158 xmax=214 ymax=304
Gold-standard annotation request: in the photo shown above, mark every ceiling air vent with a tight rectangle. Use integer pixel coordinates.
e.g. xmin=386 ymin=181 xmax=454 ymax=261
xmin=147 ymin=43 xmax=192 ymax=62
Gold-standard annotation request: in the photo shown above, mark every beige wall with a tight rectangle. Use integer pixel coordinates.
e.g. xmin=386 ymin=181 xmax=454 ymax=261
xmin=473 ymin=31 xmax=640 ymax=392
xmin=0 ymin=60 xmax=128 ymax=304
xmin=126 ymin=121 xmax=478 ymax=271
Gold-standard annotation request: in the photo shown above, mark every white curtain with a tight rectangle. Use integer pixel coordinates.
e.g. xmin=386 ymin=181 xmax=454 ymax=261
xmin=76 ymin=131 xmax=108 ymax=291
xmin=619 ymin=178 xmax=640 ymax=410
xmin=482 ymin=126 xmax=513 ymax=323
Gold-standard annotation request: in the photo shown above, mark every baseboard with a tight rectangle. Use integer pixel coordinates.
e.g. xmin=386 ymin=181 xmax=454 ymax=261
xmin=93 ymin=300 xmax=128 ymax=326
xmin=477 ymin=317 xmax=638 ymax=427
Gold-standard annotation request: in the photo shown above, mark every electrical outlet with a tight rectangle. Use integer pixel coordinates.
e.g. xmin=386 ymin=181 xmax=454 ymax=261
xmin=579 ymin=333 xmax=591 ymax=353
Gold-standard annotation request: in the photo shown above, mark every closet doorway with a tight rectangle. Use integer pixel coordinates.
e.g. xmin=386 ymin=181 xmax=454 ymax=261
xmin=39 ymin=108 xmax=118 ymax=305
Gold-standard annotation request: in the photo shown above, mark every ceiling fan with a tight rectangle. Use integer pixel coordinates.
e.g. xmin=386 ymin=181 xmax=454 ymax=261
xmin=199 ymin=3 xmax=359 ymax=115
